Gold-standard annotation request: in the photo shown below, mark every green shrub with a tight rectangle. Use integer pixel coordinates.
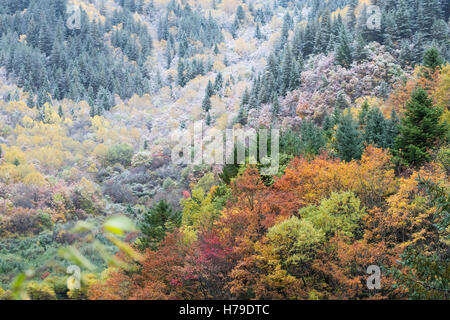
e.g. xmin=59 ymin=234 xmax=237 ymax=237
xmin=26 ymin=281 xmax=56 ymax=300
xmin=105 ymin=143 xmax=134 ymax=167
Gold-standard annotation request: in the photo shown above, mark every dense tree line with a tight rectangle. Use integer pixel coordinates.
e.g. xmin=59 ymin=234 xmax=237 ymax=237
xmin=0 ymin=0 xmax=153 ymax=116
xmin=239 ymin=0 xmax=448 ymax=118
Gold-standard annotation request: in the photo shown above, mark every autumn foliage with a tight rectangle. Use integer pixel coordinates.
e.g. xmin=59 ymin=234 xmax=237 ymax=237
xmin=88 ymin=145 xmax=448 ymax=300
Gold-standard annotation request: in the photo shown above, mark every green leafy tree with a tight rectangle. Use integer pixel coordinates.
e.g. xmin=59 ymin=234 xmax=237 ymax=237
xmin=267 ymin=217 xmax=325 ymax=279
xmin=106 ymin=143 xmax=134 ymax=167
xmin=391 ymin=178 xmax=449 ymax=299
xmin=301 ymin=191 xmax=367 ymax=240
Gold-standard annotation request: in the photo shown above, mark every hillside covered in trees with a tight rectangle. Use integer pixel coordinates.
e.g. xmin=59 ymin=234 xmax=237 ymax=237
xmin=0 ymin=0 xmax=448 ymax=300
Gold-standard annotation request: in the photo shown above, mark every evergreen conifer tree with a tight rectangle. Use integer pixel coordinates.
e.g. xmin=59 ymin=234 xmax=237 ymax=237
xmin=395 ymin=87 xmax=445 ymax=166
xmin=137 ymin=201 xmax=180 ymax=251
xmin=335 ymin=111 xmax=363 ymax=162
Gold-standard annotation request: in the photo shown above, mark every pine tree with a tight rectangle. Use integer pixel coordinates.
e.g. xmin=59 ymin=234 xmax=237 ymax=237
xmin=384 ymin=109 xmax=400 ymax=149
xmin=358 ymin=100 xmax=370 ymax=126
xmin=346 ymin=0 xmax=358 ymax=29
xmin=255 ymin=23 xmax=264 ymax=40
xmin=395 ymin=87 xmax=445 ymax=166
xmin=335 ymin=111 xmax=363 ymax=162
xmin=177 ymin=59 xmax=186 ymax=87
xmin=383 ymin=11 xmax=399 ymax=42
xmin=206 ymin=80 xmax=214 ymax=97
xmin=335 ymin=27 xmax=353 ymax=67
xmin=236 ymin=5 xmax=245 ymax=22
xmin=335 ymin=91 xmax=349 ymax=109
xmin=96 ymin=87 xmax=114 ymax=112
xmin=214 ymin=73 xmax=223 ymax=92
xmin=137 ymin=201 xmax=180 ymax=251
xmin=231 ymin=16 xmax=240 ymax=39
xmin=315 ymin=8 xmax=332 ymax=54
xmin=323 ymin=114 xmax=333 ymax=131
xmin=272 ymin=95 xmax=280 ymax=117
xmin=289 ymin=58 xmax=302 ymax=91
xmin=300 ymin=120 xmax=326 ymax=156
xmin=58 ymin=105 xmax=64 ymax=119
xmin=89 ymin=104 xmax=96 ymax=118
xmin=26 ymin=93 xmax=34 ymax=108
xmin=202 ymin=94 xmax=212 ymax=112
xmin=280 ymin=45 xmax=293 ymax=95
xmin=420 ymin=0 xmax=436 ymax=40
xmin=237 ymin=104 xmax=247 ymax=126
xmin=332 ymin=106 xmax=343 ymax=126
xmin=423 ymin=47 xmax=444 ymax=71
xmin=364 ymin=107 xmax=388 ymax=148
xmin=353 ymin=34 xmax=368 ymax=62
xmin=157 ymin=14 xmax=169 ymax=41
xmin=396 ymin=0 xmax=412 ymax=39
xmin=38 ymin=24 xmax=53 ymax=56
xmin=279 ymin=13 xmax=291 ymax=49
xmin=241 ymin=87 xmax=250 ymax=107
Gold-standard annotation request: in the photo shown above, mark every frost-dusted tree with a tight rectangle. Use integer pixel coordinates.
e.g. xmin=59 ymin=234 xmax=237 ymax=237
xmin=106 ymin=143 xmax=134 ymax=167
xmin=346 ymin=0 xmax=358 ymax=30
xmin=157 ymin=13 xmax=169 ymax=41
xmin=279 ymin=12 xmax=292 ymax=49
xmin=26 ymin=93 xmax=34 ymax=108
xmin=96 ymin=87 xmax=115 ymax=112
xmin=241 ymin=87 xmax=250 ymax=108
xmin=237 ymin=104 xmax=247 ymax=126
xmin=177 ymin=59 xmax=186 ymax=87
xmin=335 ymin=27 xmax=353 ymax=67
xmin=206 ymin=80 xmax=215 ymax=97
xmin=272 ymin=95 xmax=280 ymax=117
xmin=335 ymin=91 xmax=349 ymax=109
xmin=395 ymin=87 xmax=445 ymax=166
xmin=231 ymin=16 xmax=240 ymax=39
xmin=236 ymin=5 xmax=245 ymax=22
xmin=335 ymin=112 xmax=363 ymax=162
xmin=353 ymin=34 xmax=368 ymax=62
xmin=202 ymin=94 xmax=212 ymax=112
xmin=214 ymin=72 xmax=223 ymax=92
xmin=280 ymin=45 xmax=293 ymax=95
xmin=255 ymin=23 xmax=264 ymax=40
xmin=396 ymin=0 xmax=412 ymax=39
xmin=314 ymin=8 xmax=332 ymax=54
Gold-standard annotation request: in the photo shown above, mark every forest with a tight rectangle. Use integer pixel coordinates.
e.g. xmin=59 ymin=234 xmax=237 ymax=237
xmin=0 ymin=0 xmax=448 ymax=300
